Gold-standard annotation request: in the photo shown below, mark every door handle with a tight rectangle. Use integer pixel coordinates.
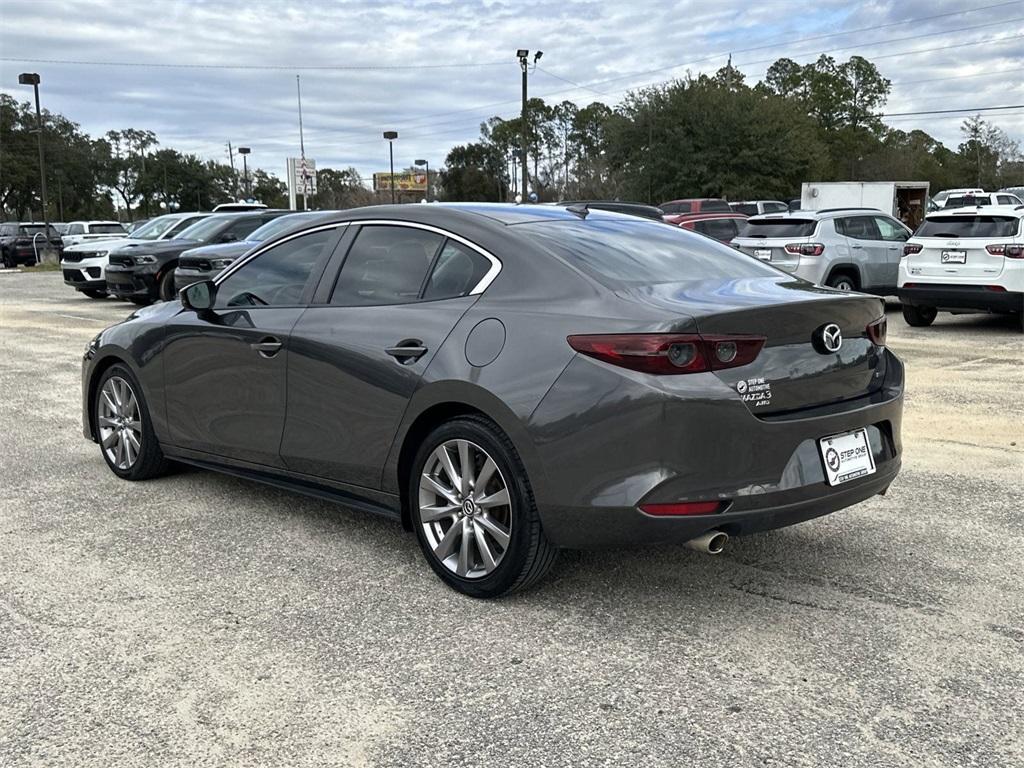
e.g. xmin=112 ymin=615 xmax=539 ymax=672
xmin=851 ymin=244 xmax=864 ymax=249
xmin=250 ymin=336 xmax=283 ymax=358
xmin=385 ymin=340 xmax=428 ymax=364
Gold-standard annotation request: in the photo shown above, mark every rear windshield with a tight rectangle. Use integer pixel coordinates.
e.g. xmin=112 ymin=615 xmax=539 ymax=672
xmin=90 ymin=223 xmax=127 ymax=234
xmin=519 ymin=218 xmax=779 ymax=286
xmin=700 ymin=200 xmax=732 ymax=213
xmin=738 ymin=219 xmax=817 ymax=238
xmin=18 ymin=224 xmax=58 ymax=237
xmin=916 ymin=216 xmax=1020 ymax=238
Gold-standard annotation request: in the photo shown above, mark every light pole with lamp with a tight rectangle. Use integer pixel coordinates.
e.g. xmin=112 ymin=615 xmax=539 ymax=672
xmin=383 ymin=131 xmax=398 ymax=204
xmin=414 ymin=158 xmax=430 ymax=202
xmin=237 ymin=147 xmax=251 ymax=199
xmin=18 ymin=72 xmax=52 ymax=258
xmin=515 ymin=50 xmax=542 ymax=202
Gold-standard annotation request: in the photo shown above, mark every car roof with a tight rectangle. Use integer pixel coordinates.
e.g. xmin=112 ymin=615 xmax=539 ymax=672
xmin=674 ymin=212 xmax=748 ymax=221
xmin=925 ymin=205 xmax=1024 ymax=218
xmin=748 ymin=207 xmax=885 ymax=221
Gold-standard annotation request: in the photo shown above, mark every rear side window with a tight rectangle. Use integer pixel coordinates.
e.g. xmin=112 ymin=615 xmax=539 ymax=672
xmin=699 ymin=200 xmax=732 ymax=213
xmin=422 ymin=240 xmax=492 ymax=300
xmin=916 ymin=216 xmax=1020 ymax=238
xmin=661 ymin=202 xmax=690 ymax=214
xmin=331 ymin=225 xmax=443 ymax=306
xmin=216 ymin=228 xmax=335 ymax=308
xmin=996 ymin=194 xmax=1021 ymax=206
xmin=739 ymin=219 xmax=817 ymax=238
xmin=521 ymin=218 xmax=779 ymax=286
xmin=694 ymin=218 xmax=741 ymax=241
xmin=835 ymin=216 xmax=881 ymax=240
xmin=731 ymin=203 xmax=758 ymax=216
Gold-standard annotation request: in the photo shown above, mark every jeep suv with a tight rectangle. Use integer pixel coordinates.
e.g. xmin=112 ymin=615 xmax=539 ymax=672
xmin=898 ymin=206 xmax=1024 ymax=330
xmin=731 ymin=209 xmax=912 ymax=293
xmin=0 ymin=222 xmax=63 ymax=267
xmin=105 ymin=210 xmax=286 ymax=303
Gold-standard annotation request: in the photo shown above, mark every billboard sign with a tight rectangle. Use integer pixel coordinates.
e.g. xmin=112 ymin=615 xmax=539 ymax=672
xmin=373 ymin=171 xmax=427 ymax=193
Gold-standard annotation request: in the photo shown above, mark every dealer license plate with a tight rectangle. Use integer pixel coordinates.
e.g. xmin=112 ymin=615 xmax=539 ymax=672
xmin=941 ymin=250 xmax=966 ymax=264
xmin=754 ymin=248 xmax=772 ymax=260
xmin=818 ymin=428 xmax=876 ymax=486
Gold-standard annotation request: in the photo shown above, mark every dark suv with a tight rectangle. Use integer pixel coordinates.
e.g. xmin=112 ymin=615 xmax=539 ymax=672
xmin=105 ymin=211 xmax=287 ymax=303
xmin=0 ymin=222 xmax=63 ymax=267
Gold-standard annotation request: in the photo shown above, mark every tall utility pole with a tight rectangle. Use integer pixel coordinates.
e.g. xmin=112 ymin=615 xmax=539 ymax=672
xmin=296 ymin=75 xmax=308 ymax=210
xmin=383 ymin=132 xmax=398 ymax=203
xmin=18 ymin=73 xmax=49 ymax=240
xmin=516 ymin=50 xmax=542 ymax=201
xmin=238 ymin=147 xmax=251 ymax=198
xmin=226 ymin=140 xmax=236 ymax=198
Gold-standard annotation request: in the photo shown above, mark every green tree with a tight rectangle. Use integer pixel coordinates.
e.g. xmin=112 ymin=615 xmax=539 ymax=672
xmin=438 ymin=142 xmax=508 ymax=201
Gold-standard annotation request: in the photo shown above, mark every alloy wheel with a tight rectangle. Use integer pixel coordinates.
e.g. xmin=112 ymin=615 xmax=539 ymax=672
xmin=98 ymin=376 xmax=143 ymax=471
xmin=419 ymin=439 xmax=512 ymax=579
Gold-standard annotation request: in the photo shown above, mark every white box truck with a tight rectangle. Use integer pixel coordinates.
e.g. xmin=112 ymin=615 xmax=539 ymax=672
xmin=800 ymin=181 xmax=930 ymax=228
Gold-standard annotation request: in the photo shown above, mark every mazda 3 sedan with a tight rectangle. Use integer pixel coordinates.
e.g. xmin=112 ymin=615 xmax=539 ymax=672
xmin=82 ymin=204 xmax=903 ymax=597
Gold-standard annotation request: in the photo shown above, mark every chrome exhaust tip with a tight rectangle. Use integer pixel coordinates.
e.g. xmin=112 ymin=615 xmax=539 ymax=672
xmin=685 ymin=530 xmax=729 ymax=555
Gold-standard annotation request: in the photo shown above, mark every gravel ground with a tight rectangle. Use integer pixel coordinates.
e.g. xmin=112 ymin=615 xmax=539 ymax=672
xmin=1 ymin=270 xmax=1022 ymax=767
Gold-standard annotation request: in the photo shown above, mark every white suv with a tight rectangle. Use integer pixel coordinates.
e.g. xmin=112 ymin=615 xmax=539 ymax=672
xmin=61 ymin=220 xmax=128 ymax=248
xmin=898 ymin=206 xmax=1024 ymax=330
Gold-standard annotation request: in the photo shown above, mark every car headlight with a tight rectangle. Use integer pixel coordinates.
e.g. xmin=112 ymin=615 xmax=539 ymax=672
xmin=210 ymin=258 xmax=235 ymax=269
xmin=84 ymin=334 xmax=101 ymax=360
xmin=134 ymin=255 xmax=157 ymax=264
xmin=95 ymin=251 xmax=108 ymax=259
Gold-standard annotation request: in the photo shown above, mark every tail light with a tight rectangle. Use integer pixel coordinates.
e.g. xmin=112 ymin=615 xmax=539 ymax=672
xmin=567 ymin=333 xmax=766 ymax=375
xmin=640 ymin=500 xmax=727 ymax=516
xmin=866 ymin=316 xmax=887 ymax=346
xmin=986 ymin=244 xmax=1024 ymax=258
xmin=903 ymin=244 xmax=923 ymax=257
xmin=784 ymin=243 xmax=824 ymax=256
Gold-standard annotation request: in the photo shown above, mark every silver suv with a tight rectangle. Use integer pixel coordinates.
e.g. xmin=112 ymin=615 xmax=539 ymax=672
xmin=731 ymin=208 xmax=912 ymax=293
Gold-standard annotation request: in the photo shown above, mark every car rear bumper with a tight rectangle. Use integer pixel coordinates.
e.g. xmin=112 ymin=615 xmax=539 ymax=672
xmin=528 ymin=349 xmax=904 ymax=549
xmin=898 ymin=284 xmax=1023 ymax=313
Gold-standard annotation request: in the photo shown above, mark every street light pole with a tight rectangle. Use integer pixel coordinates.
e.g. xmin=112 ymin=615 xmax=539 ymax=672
xmin=238 ymin=147 xmax=251 ymax=198
xmin=383 ymin=131 xmax=398 ymax=204
xmin=18 ymin=73 xmax=49 ymax=241
xmin=415 ymin=159 xmax=430 ymax=202
xmin=515 ymin=50 xmax=542 ymax=202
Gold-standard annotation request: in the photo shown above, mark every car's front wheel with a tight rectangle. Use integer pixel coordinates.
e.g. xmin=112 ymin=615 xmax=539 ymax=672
xmin=158 ymin=269 xmax=177 ymax=302
xmin=94 ymin=364 xmax=169 ymax=480
xmin=410 ymin=416 xmax=556 ymax=598
xmin=902 ymin=304 xmax=937 ymax=327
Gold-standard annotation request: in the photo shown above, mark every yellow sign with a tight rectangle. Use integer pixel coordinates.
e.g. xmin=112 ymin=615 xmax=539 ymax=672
xmin=373 ymin=172 xmax=427 ymax=192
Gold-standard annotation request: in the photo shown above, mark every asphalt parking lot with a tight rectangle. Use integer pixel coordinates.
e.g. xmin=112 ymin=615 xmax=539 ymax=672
xmin=1 ymin=270 xmax=1022 ymax=767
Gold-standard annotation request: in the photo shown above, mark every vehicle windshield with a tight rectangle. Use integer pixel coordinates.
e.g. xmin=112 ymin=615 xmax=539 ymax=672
xmin=916 ymin=216 xmax=1020 ymax=238
xmin=944 ymin=195 xmax=992 ymax=208
xmin=248 ymin=213 xmax=321 ymax=242
xmin=520 ymin=217 xmax=779 ymax=286
xmin=90 ymin=223 xmax=127 ymax=234
xmin=174 ymin=215 xmax=235 ymax=243
xmin=129 ymin=216 xmax=184 ymax=240
xmin=19 ymin=224 xmax=59 ymax=237
xmin=738 ymin=219 xmax=817 ymax=238
xmin=700 ymin=200 xmax=732 ymax=213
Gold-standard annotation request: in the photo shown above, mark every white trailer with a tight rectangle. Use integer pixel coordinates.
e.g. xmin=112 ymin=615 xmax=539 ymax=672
xmin=800 ymin=181 xmax=930 ymax=228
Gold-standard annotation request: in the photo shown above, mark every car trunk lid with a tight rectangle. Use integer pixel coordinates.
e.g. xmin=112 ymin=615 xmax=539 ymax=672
xmin=906 ymin=214 xmax=1020 ymax=279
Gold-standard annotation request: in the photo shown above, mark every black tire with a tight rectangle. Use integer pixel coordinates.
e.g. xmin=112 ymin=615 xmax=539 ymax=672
xmin=1 ymin=251 xmax=12 ymax=269
xmin=902 ymin=304 xmax=937 ymax=327
xmin=81 ymin=289 xmax=107 ymax=299
xmin=93 ymin=363 xmax=169 ymax=481
xmin=826 ymin=272 xmax=857 ymax=292
xmin=157 ymin=269 xmax=177 ymax=302
xmin=410 ymin=415 xmax=557 ymax=598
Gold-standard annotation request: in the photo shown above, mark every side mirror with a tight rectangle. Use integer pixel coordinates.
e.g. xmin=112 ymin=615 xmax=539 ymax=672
xmin=181 ymin=279 xmax=216 ymax=311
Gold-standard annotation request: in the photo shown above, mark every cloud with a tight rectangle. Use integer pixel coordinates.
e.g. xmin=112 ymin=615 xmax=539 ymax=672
xmin=1 ymin=0 xmax=1021 ymax=184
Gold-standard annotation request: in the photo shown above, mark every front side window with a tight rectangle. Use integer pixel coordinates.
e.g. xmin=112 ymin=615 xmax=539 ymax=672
xmin=836 ymin=216 xmax=881 ymax=241
xmin=216 ymin=228 xmax=335 ymax=308
xmin=331 ymin=225 xmax=443 ymax=306
xmin=422 ymin=240 xmax=492 ymax=300
xmin=873 ymin=217 xmax=909 ymax=242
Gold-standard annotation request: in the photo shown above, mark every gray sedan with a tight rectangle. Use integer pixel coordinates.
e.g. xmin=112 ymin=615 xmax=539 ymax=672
xmin=81 ymin=203 xmax=903 ymax=597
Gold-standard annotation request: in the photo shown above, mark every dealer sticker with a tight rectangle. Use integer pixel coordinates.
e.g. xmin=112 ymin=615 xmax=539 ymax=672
xmin=736 ymin=376 xmax=772 ymax=407
xmin=818 ymin=429 xmax=876 ymax=486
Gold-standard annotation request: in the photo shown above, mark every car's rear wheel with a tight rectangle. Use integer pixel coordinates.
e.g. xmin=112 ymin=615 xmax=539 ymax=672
xmin=94 ymin=364 xmax=169 ymax=480
xmin=410 ymin=416 xmax=556 ymax=598
xmin=902 ymin=304 xmax=937 ymax=327
xmin=826 ymin=272 xmax=857 ymax=292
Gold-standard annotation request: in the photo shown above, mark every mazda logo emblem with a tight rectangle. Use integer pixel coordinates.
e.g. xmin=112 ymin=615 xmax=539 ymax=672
xmin=814 ymin=323 xmax=843 ymax=354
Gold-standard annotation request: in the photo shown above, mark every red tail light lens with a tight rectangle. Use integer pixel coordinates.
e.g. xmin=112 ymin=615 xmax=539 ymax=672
xmin=866 ymin=316 xmax=887 ymax=346
xmin=640 ymin=500 xmax=727 ymax=516
xmin=784 ymin=243 xmax=825 ymax=256
xmin=567 ymin=334 xmax=766 ymax=375
xmin=986 ymin=244 xmax=1024 ymax=258
xmin=903 ymin=244 xmax=923 ymax=257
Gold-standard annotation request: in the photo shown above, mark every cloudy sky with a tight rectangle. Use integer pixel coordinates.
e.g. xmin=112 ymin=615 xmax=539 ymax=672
xmin=1 ymin=0 xmax=1022 ymax=185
